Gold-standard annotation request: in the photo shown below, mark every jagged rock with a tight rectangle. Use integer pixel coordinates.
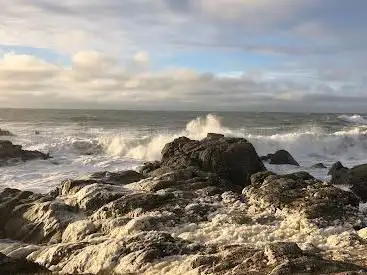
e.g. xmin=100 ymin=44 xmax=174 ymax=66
xmin=88 ymin=170 xmax=145 ymax=185
xmin=351 ymin=181 xmax=367 ymax=202
xmin=127 ymin=167 xmax=236 ymax=193
xmin=0 ymin=239 xmax=40 ymax=259
xmin=312 ymin=162 xmax=327 ymax=169
xmin=261 ymin=149 xmax=300 ymax=166
xmin=269 ymin=255 xmax=366 ymax=275
xmin=191 ymin=242 xmax=367 ymax=275
xmin=329 ymin=161 xmax=350 ymax=185
xmin=244 ymin=171 xmax=360 ymax=226
xmin=142 ymin=134 xmax=266 ymax=187
xmin=28 ymin=231 xmax=203 ymax=274
xmin=0 ymin=188 xmax=79 ymax=244
xmin=0 ymin=129 xmax=14 ymax=136
xmin=329 ymin=162 xmax=367 ymax=202
xmin=264 ymin=242 xmax=303 ymax=265
xmin=0 ymin=252 xmax=49 ymax=274
xmin=59 ymin=170 xmax=145 ymax=195
xmin=0 ymin=140 xmax=49 ymax=166
xmin=57 ymin=171 xmax=145 ymax=212
xmin=90 ymin=191 xmax=183 ymax=222
xmin=1 ymin=134 xmax=367 ymax=274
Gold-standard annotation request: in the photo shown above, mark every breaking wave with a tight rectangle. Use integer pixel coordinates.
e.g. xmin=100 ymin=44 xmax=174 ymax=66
xmin=338 ymin=114 xmax=367 ymax=125
xmin=96 ymin=114 xmax=367 ymax=165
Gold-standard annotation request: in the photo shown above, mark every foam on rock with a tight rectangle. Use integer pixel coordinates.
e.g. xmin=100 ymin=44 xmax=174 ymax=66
xmin=0 ymin=134 xmax=366 ymax=274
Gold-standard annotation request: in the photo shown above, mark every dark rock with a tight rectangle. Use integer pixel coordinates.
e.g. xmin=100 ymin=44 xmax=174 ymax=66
xmin=265 ymin=242 xmax=367 ymax=275
xmin=92 ymin=192 xmax=175 ymax=220
xmin=0 ymin=129 xmax=14 ymax=136
xmin=261 ymin=150 xmax=300 ymax=166
xmin=138 ymin=161 xmax=161 ymax=176
xmin=29 ymin=231 xmax=203 ymax=274
xmin=206 ymin=133 xmax=225 ymax=140
xmin=311 ymin=162 xmax=327 ymax=169
xmin=0 ymin=252 xmax=49 ymax=274
xmin=351 ymin=181 xmax=367 ymax=202
xmin=89 ymin=170 xmax=145 ymax=185
xmin=59 ymin=170 xmax=144 ymax=196
xmin=329 ymin=162 xmax=367 ymax=202
xmin=0 ymin=140 xmax=49 ymax=166
xmin=269 ymin=255 xmax=366 ymax=275
xmin=329 ymin=161 xmax=347 ymax=175
xmin=329 ymin=161 xmax=350 ymax=185
xmin=244 ymin=171 xmax=360 ymax=226
xmin=143 ymin=134 xmax=266 ymax=187
xmin=265 ymin=242 xmax=303 ymax=264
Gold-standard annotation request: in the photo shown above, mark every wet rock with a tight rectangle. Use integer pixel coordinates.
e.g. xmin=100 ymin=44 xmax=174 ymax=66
xmin=128 ymin=167 xmax=236 ymax=193
xmin=244 ymin=171 xmax=360 ymax=226
xmin=57 ymin=172 xmax=147 ymax=212
xmin=312 ymin=162 xmax=327 ymax=169
xmin=351 ymin=181 xmax=367 ymax=202
xmin=91 ymin=192 xmax=175 ymax=220
xmin=88 ymin=170 xmax=145 ymax=185
xmin=0 ymin=188 xmax=79 ymax=244
xmin=61 ymin=183 xmax=127 ymax=212
xmin=0 ymin=129 xmax=14 ymax=136
xmin=329 ymin=161 xmax=350 ymax=185
xmin=264 ymin=242 xmax=303 ymax=265
xmin=0 ymin=239 xmax=40 ymax=260
xmin=59 ymin=170 xmax=144 ymax=195
xmin=0 ymin=140 xmax=49 ymax=166
xmin=142 ymin=134 xmax=266 ymax=187
xmin=329 ymin=162 xmax=367 ymax=202
xmin=28 ymin=231 xmax=202 ymax=274
xmin=269 ymin=255 xmax=366 ymax=275
xmin=0 ymin=252 xmax=49 ymax=274
xmin=261 ymin=149 xmax=300 ymax=166
xmin=62 ymin=220 xmax=97 ymax=243
xmin=138 ymin=161 xmax=161 ymax=176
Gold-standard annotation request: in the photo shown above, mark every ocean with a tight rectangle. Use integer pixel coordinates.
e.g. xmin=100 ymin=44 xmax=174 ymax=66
xmin=1 ymin=108 xmax=367 ymax=193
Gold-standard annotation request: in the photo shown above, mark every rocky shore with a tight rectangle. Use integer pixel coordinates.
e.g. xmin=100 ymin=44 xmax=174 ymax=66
xmin=0 ymin=134 xmax=367 ymax=274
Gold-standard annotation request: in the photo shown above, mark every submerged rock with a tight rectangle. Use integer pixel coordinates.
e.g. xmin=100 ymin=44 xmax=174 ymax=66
xmin=0 ymin=140 xmax=49 ymax=166
xmin=312 ymin=162 xmax=327 ymax=169
xmin=261 ymin=149 xmax=300 ymax=166
xmin=0 ymin=129 xmax=14 ymax=136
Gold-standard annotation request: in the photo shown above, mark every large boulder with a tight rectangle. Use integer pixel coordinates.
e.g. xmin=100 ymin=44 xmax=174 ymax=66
xmin=142 ymin=134 xmax=266 ymax=187
xmin=329 ymin=162 xmax=367 ymax=202
xmin=0 ymin=140 xmax=49 ymax=166
xmin=243 ymin=171 xmax=361 ymax=226
xmin=261 ymin=149 xmax=300 ymax=166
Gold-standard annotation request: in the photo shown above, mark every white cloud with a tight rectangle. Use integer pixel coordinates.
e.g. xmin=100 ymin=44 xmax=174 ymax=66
xmin=0 ymin=0 xmax=367 ymax=111
xmin=1 ymin=50 xmax=363 ymax=111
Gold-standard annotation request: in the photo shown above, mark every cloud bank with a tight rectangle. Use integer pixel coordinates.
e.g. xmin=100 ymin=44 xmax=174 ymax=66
xmin=0 ymin=0 xmax=367 ymax=111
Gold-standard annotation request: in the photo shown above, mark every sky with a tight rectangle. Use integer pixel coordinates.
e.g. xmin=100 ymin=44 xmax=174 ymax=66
xmin=1 ymin=0 xmax=367 ymax=112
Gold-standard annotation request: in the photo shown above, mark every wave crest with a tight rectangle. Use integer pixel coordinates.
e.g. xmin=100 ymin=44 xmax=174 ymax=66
xmin=338 ymin=114 xmax=367 ymax=125
xmin=99 ymin=114 xmax=231 ymax=160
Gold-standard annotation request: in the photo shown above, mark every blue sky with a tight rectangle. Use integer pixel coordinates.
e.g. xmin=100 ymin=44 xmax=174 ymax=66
xmin=1 ymin=0 xmax=367 ymax=111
